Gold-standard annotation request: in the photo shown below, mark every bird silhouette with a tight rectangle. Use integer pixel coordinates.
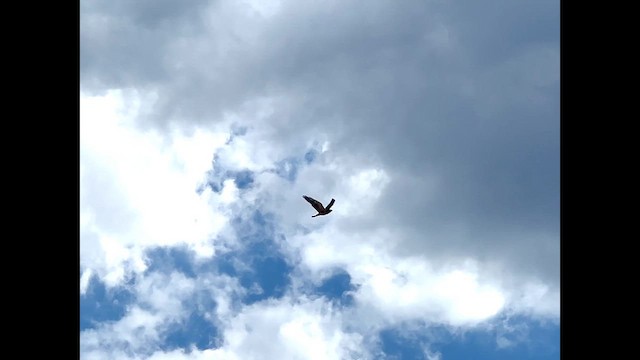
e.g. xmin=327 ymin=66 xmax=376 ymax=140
xmin=303 ymin=195 xmax=335 ymax=217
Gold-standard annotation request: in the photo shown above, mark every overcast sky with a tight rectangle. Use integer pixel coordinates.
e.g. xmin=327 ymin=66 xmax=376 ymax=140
xmin=80 ymin=0 xmax=559 ymax=359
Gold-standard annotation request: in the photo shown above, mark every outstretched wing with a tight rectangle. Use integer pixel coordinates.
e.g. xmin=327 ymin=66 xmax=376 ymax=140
xmin=303 ymin=195 xmax=325 ymax=212
xmin=325 ymin=198 xmax=335 ymax=210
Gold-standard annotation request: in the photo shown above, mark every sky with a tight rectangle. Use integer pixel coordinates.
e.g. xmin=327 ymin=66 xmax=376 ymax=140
xmin=80 ymin=0 xmax=560 ymax=359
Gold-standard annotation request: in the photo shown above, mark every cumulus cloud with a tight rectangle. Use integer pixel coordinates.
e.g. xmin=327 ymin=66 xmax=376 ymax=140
xmin=210 ymin=297 xmax=367 ymax=360
xmin=81 ymin=270 xmax=246 ymax=359
xmin=81 ymin=272 xmax=197 ymax=358
xmin=80 ymin=90 xmax=235 ymax=285
xmin=82 ymin=274 xmax=368 ymax=360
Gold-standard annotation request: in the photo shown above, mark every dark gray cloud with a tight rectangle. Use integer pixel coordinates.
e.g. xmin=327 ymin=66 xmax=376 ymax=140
xmin=80 ymin=0 xmax=210 ymax=92
xmin=81 ymin=0 xmax=559 ymax=284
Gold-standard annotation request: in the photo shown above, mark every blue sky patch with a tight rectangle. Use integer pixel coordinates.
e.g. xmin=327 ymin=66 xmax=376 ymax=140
xmin=274 ymin=157 xmax=299 ymax=182
xmin=202 ymin=162 xmax=256 ymax=193
xmin=211 ymin=246 xmax=292 ymax=305
xmin=233 ymin=170 xmax=254 ymax=189
xmin=314 ymin=269 xmax=356 ymax=306
xmin=304 ymin=149 xmax=318 ymax=164
xmin=378 ymin=317 xmax=559 ymax=360
xmin=144 ymin=246 xmax=196 ymax=278
xmin=162 ymin=312 xmax=221 ymax=351
xmin=80 ymin=277 xmax=136 ymax=330
xmin=215 ymin=210 xmax=292 ymax=304
xmin=273 ymin=146 xmax=321 ymax=180
xmin=242 ymin=255 xmax=291 ymax=304
xmin=379 ymin=327 xmax=427 ymax=360
xmin=229 ymin=124 xmax=248 ymax=140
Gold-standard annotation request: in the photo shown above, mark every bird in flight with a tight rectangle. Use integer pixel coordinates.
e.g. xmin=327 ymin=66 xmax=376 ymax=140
xmin=303 ymin=195 xmax=335 ymax=217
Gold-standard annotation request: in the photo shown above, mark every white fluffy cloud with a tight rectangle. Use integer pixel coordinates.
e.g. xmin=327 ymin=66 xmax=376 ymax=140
xmin=81 ymin=272 xmax=197 ymax=358
xmin=80 ymin=90 xmax=236 ymax=287
xmin=81 ymin=271 xmax=369 ymax=360
xmin=210 ymin=297 xmax=367 ymax=360
xmin=293 ymin=222 xmax=558 ymax=322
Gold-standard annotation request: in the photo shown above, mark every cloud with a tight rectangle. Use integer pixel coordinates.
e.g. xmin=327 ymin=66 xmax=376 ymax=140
xmin=81 ymin=272 xmax=197 ymax=358
xmin=80 ymin=269 xmax=246 ymax=359
xmin=80 ymin=268 xmax=93 ymax=295
xmin=80 ymin=90 xmax=235 ymax=286
xmin=293 ymin=226 xmax=507 ymax=326
xmin=210 ymin=297 xmax=367 ymax=360
xmin=81 ymin=269 xmax=369 ymax=359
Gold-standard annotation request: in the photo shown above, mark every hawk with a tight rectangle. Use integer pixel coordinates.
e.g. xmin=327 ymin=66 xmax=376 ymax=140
xmin=303 ymin=195 xmax=335 ymax=217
